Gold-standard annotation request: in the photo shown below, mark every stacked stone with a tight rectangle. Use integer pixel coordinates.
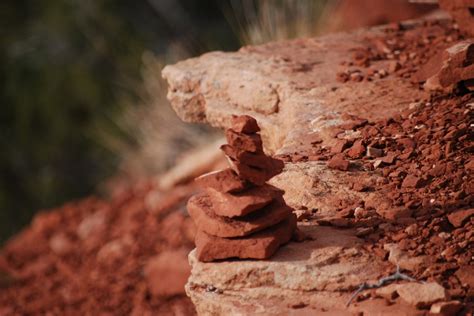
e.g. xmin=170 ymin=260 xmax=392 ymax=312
xmin=187 ymin=115 xmax=296 ymax=262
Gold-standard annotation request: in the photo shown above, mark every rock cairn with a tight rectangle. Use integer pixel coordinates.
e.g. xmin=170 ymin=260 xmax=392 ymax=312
xmin=187 ymin=115 xmax=296 ymax=262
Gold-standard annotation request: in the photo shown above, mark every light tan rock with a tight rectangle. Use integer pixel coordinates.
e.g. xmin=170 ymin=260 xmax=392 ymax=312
xmin=375 ymin=283 xmax=400 ymax=300
xmin=195 ymin=215 xmax=296 ymax=262
xmin=397 ymin=282 xmax=447 ymax=308
xmin=162 ymin=26 xmax=426 ymax=155
xmin=384 ymin=243 xmax=432 ymax=272
xmin=194 ymin=168 xmax=247 ymax=193
xmin=186 ymin=225 xmax=401 ymax=315
xmin=430 ymin=300 xmax=463 ymax=315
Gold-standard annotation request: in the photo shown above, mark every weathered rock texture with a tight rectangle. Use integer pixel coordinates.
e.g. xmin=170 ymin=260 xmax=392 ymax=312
xmin=164 ymin=18 xmax=473 ymax=315
xmin=188 ymin=115 xmax=296 ymax=262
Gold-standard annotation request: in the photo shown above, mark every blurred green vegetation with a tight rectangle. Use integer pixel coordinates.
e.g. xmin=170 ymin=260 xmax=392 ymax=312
xmin=0 ymin=0 xmax=239 ymax=243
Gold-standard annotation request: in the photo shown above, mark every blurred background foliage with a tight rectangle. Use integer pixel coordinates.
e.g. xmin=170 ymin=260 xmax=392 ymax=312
xmin=0 ymin=0 xmax=242 ymax=243
xmin=0 ymin=0 xmax=434 ymax=243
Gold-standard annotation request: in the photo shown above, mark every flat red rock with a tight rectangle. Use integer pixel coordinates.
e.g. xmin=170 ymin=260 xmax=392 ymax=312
xmin=195 ymin=214 xmax=296 ymax=262
xmin=225 ymin=129 xmax=263 ymax=153
xmin=228 ymin=159 xmax=282 ymax=185
xmin=230 ymin=115 xmax=260 ymax=134
xmin=188 ymin=196 xmax=292 ymax=237
xmin=221 ymin=144 xmax=284 ymax=172
xmin=196 ymin=185 xmax=282 ymax=218
xmin=447 ymin=208 xmax=474 ymax=228
xmin=194 ymin=168 xmax=248 ymax=193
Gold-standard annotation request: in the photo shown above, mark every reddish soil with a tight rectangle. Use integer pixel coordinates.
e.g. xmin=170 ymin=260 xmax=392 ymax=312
xmin=277 ymin=19 xmax=473 ymax=310
xmin=0 ymin=182 xmax=198 ymax=315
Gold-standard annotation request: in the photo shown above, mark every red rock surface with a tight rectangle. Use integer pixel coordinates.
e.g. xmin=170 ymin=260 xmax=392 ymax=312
xmin=163 ymin=15 xmax=473 ymax=315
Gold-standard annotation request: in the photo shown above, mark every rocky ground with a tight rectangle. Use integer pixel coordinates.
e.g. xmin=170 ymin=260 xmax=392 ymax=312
xmin=163 ymin=16 xmax=473 ymax=315
xmin=0 ymin=14 xmax=472 ymax=316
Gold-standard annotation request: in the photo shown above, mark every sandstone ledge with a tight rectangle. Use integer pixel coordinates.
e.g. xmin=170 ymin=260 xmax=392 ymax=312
xmin=164 ymin=18 xmax=454 ymax=315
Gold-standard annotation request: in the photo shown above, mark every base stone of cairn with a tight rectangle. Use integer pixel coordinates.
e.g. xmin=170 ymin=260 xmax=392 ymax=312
xmin=187 ymin=115 xmax=296 ymax=262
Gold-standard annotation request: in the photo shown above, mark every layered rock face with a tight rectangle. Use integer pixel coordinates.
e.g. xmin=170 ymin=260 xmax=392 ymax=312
xmin=188 ymin=115 xmax=296 ymax=262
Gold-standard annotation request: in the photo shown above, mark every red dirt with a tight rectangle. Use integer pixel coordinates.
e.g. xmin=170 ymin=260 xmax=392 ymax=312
xmin=0 ymin=182 xmax=198 ymax=315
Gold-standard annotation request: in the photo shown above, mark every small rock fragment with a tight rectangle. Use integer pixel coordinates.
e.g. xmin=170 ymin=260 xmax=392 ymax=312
xmin=430 ymin=300 xmax=463 ymax=315
xmin=447 ymin=208 xmax=474 ymax=228
xmin=347 ymin=140 xmax=366 ymax=159
xmin=385 ymin=243 xmax=430 ymax=272
xmin=455 ymin=265 xmax=474 ymax=289
xmin=230 ymin=115 xmax=260 ymax=134
xmin=327 ymin=155 xmax=350 ymax=171
xmin=195 ymin=215 xmax=296 ymax=262
xmin=331 ymin=139 xmax=351 ymax=154
xmin=401 ymin=175 xmax=423 ymax=188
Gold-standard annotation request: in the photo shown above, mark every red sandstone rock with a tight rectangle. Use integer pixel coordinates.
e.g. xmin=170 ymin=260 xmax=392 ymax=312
xmin=196 ymin=185 xmax=281 ymax=218
xmin=230 ymin=115 xmax=260 ymax=134
xmin=144 ymin=249 xmax=191 ymax=297
xmin=225 ymin=129 xmax=263 ymax=153
xmin=194 ymin=168 xmax=247 ymax=193
xmin=331 ymin=139 xmax=351 ymax=153
xmin=188 ymin=196 xmax=292 ymax=237
xmin=195 ymin=215 xmax=296 ymax=262
xmin=447 ymin=208 xmax=474 ymax=228
xmin=377 ymin=207 xmax=413 ymax=220
xmin=327 ymin=155 xmax=350 ymax=171
xmin=221 ymin=144 xmax=284 ymax=172
xmin=228 ymin=159 xmax=282 ymax=185
xmin=347 ymin=140 xmax=366 ymax=159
